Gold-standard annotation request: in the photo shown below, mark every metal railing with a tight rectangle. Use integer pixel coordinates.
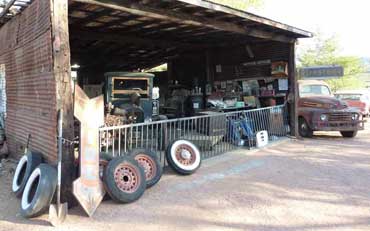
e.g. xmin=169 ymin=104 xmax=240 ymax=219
xmin=99 ymin=104 xmax=289 ymax=166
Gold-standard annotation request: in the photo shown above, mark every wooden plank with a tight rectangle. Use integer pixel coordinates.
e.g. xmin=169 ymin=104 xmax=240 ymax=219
xmin=71 ymin=0 xmax=296 ymax=43
xmin=73 ymin=85 xmax=105 ymax=217
xmin=50 ymin=0 xmax=75 ymax=202
xmin=175 ymin=0 xmax=312 ymax=38
xmin=288 ymin=41 xmax=298 ymax=137
xmin=69 ymin=28 xmax=199 ymax=49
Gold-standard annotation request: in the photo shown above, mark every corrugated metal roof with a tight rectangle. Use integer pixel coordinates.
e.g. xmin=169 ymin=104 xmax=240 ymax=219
xmin=0 ymin=0 xmax=33 ymax=27
xmin=1 ymin=0 xmax=312 ymax=39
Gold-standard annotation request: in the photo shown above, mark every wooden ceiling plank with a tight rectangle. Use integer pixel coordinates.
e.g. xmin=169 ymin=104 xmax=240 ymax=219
xmin=71 ymin=0 xmax=295 ymax=43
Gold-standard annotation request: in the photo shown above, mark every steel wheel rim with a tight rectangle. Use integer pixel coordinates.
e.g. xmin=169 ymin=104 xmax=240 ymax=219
xmin=135 ymin=154 xmax=156 ymax=181
xmin=114 ymin=163 xmax=141 ymax=193
xmin=175 ymin=144 xmax=196 ymax=166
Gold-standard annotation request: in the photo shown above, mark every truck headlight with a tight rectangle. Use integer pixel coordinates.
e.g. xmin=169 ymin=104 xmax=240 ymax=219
xmin=320 ymin=114 xmax=328 ymax=121
xmin=352 ymin=113 xmax=359 ymax=121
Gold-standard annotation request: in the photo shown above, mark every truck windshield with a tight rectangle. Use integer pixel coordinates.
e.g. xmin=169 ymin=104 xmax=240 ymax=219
xmin=114 ymin=79 xmax=148 ymax=91
xmin=300 ymin=85 xmax=331 ymax=97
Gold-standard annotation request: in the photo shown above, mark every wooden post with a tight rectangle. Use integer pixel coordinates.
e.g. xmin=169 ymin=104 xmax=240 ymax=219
xmin=50 ymin=0 xmax=75 ymax=203
xmin=288 ymin=41 xmax=299 ymax=137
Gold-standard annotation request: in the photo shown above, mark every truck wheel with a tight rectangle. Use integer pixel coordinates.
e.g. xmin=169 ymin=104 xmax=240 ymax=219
xmin=128 ymin=149 xmax=162 ymax=188
xmin=340 ymin=131 xmax=358 ymax=138
xmin=20 ymin=164 xmax=57 ymax=218
xmin=299 ymin=117 xmax=313 ymax=138
xmin=103 ymin=156 xmax=146 ymax=203
xmin=12 ymin=151 xmax=43 ymax=197
xmin=166 ymin=140 xmax=202 ymax=175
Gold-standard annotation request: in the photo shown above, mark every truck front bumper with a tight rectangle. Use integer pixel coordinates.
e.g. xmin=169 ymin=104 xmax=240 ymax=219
xmin=312 ymin=120 xmax=366 ymax=131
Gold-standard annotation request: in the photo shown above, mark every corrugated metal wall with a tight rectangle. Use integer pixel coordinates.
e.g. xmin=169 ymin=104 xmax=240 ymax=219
xmin=0 ymin=0 xmax=57 ymax=162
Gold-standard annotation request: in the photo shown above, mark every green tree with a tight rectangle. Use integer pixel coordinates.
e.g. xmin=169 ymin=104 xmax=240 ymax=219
xmin=208 ymin=0 xmax=263 ymax=11
xmin=298 ymin=34 xmax=366 ymax=92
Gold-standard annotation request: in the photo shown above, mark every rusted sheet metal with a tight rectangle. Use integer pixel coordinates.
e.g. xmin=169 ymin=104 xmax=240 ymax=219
xmin=73 ymin=85 xmax=105 ymax=217
xmin=0 ymin=0 xmax=57 ymax=162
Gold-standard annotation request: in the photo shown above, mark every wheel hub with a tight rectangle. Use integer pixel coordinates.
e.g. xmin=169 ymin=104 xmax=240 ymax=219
xmin=175 ymin=144 xmax=196 ymax=166
xmin=180 ymin=150 xmax=191 ymax=160
xmin=114 ymin=163 xmax=140 ymax=193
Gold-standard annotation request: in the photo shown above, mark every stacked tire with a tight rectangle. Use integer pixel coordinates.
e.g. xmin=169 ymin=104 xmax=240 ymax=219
xmin=100 ymin=149 xmax=162 ymax=203
xmin=12 ymin=151 xmax=57 ymax=218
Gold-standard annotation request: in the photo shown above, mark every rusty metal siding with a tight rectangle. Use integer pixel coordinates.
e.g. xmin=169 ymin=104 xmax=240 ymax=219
xmin=0 ymin=0 xmax=57 ymax=162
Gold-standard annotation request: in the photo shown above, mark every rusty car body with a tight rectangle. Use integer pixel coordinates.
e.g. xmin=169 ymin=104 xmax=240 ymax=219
xmin=297 ymin=80 xmax=365 ymax=138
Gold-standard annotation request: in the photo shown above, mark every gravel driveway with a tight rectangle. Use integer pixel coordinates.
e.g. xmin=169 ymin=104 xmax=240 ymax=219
xmin=0 ymin=123 xmax=369 ymax=231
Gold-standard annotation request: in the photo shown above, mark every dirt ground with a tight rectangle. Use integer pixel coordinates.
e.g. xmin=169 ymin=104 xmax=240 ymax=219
xmin=0 ymin=122 xmax=370 ymax=231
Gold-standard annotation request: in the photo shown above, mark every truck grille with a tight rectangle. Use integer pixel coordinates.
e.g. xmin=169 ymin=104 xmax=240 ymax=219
xmin=328 ymin=113 xmax=352 ymax=122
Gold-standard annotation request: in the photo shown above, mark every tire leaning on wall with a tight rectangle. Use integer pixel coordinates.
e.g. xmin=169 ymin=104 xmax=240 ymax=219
xmin=166 ymin=140 xmax=202 ymax=175
xmin=20 ymin=164 xmax=57 ymax=218
xmin=12 ymin=151 xmax=43 ymax=197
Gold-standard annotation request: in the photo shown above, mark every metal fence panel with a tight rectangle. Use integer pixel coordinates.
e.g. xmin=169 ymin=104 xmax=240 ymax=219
xmin=99 ymin=105 xmax=289 ymax=165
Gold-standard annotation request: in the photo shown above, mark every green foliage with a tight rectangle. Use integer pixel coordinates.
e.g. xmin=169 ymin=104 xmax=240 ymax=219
xmin=298 ymin=34 xmax=367 ymax=92
xmin=208 ymin=0 xmax=264 ymax=11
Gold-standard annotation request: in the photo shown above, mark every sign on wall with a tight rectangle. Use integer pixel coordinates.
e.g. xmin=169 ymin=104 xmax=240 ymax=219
xmin=299 ymin=66 xmax=344 ymax=80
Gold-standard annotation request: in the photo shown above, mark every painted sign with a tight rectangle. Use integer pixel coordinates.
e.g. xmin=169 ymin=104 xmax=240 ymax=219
xmin=299 ymin=66 xmax=344 ymax=79
xmin=73 ymin=85 xmax=105 ymax=217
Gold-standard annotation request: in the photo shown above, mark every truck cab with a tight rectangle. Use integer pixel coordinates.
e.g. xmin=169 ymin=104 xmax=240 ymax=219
xmin=105 ymin=72 xmax=159 ymax=123
xmin=298 ymin=80 xmax=365 ymax=138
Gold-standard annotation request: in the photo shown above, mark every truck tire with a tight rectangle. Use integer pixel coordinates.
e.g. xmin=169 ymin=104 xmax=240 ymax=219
xmin=340 ymin=131 xmax=358 ymax=138
xmin=298 ymin=117 xmax=313 ymax=138
xmin=20 ymin=164 xmax=57 ymax=218
xmin=103 ymin=156 xmax=146 ymax=203
xmin=12 ymin=151 xmax=43 ymax=198
xmin=129 ymin=149 xmax=162 ymax=188
xmin=166 ymin=140 xmax=202 ymax=175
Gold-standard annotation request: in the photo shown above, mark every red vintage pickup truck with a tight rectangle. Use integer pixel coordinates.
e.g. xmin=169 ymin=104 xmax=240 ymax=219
xmin=298 ymin=80 xmax=365 ymax=138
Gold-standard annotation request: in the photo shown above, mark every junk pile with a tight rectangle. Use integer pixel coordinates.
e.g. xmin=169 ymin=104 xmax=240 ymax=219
xmin=11 ymin=137 xmax=202 ymax=224
xmin=10 ymin=86 xmax=202 ymax=226
xmin=99 ymin=139 xmax=202 ymax=204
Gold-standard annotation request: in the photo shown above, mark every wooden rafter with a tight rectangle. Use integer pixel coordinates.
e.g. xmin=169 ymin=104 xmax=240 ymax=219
xmin=0 ymin=0 xmax=34 ymax=26
xmin=176 ymin=0 xmax=312 ymax=37
xmin=71 ymin=0 xmax=297 ymax=43
xmin=69 ymin=28 xmax=202 ymax=49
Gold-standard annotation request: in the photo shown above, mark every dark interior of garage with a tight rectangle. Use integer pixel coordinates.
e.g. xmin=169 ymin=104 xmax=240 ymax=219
xmin=67 ymin=0 xmax=310 ymax=125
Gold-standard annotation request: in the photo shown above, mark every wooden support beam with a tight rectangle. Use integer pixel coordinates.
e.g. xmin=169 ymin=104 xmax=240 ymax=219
xmin=50 ymin=0 xmax=75 ymax=203
xmin=71 ymin=0 xmax=295 ymax=43
xmin=72 ymin=8 xmax=112 ymax=25
xmin=69 ymin=28 xmax=202 ymax=49
xmin=288 ymin=41 xmax=298 ymax=137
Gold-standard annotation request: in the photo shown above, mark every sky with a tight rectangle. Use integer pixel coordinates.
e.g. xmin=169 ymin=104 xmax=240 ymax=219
xmin=248 ymin=0 xmax=370 ymax=57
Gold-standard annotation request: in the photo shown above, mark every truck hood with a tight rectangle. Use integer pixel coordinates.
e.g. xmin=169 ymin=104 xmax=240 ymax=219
xmin=299 ymin=96 xmax=348 ymax=110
